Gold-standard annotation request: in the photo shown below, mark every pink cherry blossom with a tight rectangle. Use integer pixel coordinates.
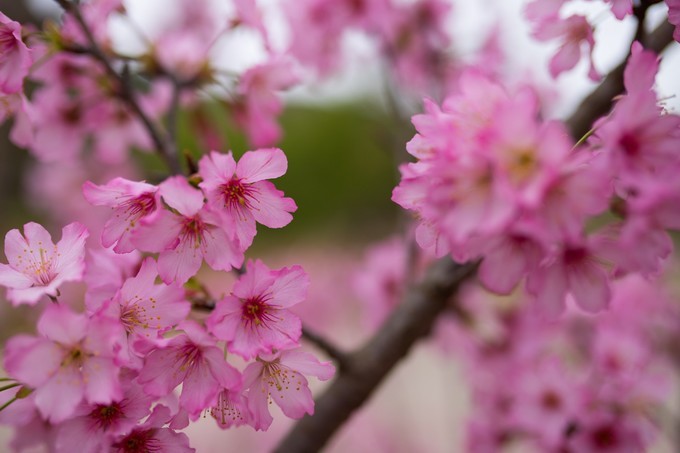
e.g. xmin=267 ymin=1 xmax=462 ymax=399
xmin=234 ymin=56 xmax=299 ymax=147
xmin=0 ymin=12 xmax=32 ymax=94
xmin=111 ymin=405 xmax=195 ymax=453
xmin=526 ymin=239 xmax=611 ymax=317
xmin=3 ymin=304 xmax=127 ymax=423
xmin=532 ymin=14 xmax=599 ymax=81
xmin=209 ymin=385 xmax=256 ymax=430
xmin=54 ymin=371 xmax=153 ymax=453
xmin=0 ymin=222 xmax=88 ymax=305
xmin=131 ymin=176 xmax=243 ymax=284
xmin=106 ymin=257 xmax=190 ymax=344
xmin=207 ymin=259 xmax=309 ymax=360
xmin=198 ymin=149 xmax=297 ymax=251
xmin=82 ymin=177 xmax=159 ymax=253
xmin=84 ymin=247 xmax=141 ymax=311
xmin=137 ymin=321 xmax=241 ymax=417
xmin=243 ymin=348 xmax=335 ymax=430
xmin=353 ymin=237 xmax=408 ymax=329
xmin=592 ymin=44 xmax=680 ymax=181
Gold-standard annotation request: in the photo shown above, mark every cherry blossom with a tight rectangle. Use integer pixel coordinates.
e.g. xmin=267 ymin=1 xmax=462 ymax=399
xmin=207 ymin=259 xmax=309 ymax=360
xmin=243 ymin=348 xmax=335 ymax=431
xmin=198 ymin=149 xmax=297 ymax=251
xmin=131 ymin=176 xmax=243 ymax=284
xmin=0 ymin=12 xmax=32 ymax=95
xmin=82 ymin=178 xmax=159 ymax=254
xmin=136 ymin=321 xmax=241 ymax=417
xmin=3 ymin=304 xmax=127 ymax=423
xmin=0 ymin=222 xmax=88 ymax=305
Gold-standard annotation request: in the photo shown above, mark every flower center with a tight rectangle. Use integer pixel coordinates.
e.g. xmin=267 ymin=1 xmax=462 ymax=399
xmin=241 ymin=295 xmax=278 ymax=327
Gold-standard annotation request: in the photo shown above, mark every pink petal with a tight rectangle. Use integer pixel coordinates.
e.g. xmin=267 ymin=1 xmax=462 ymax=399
xmin=203 ymin=347 xmax=242 ymax=389
xmin=179 ymin=360 xmax=219 ymax=416
xmin=237 ymin=148 xmax=288 ymax=182
xmin=201 ymin=226 xmax=243 ymax=272
xmin=83 ymin=357 xmax=122 ymax=404
xmin=198 ymin=151 xmax=237 ymax=191
xmin=0 ymin=263 xmax=32 ymax=289
xmin=249 ymin=180 xmax=296 ymax=228
xmin=268 ymin=265 xmax=309 ymax=308
xmin=38 ymin=304 xmax=88 ymax=345
xmin=131 ymin=210 xmax=183 ymax=253
xmin=34 ymin=365 xmax=84 ymax=423
xmin=568 ymin=261 xmax=611 ymax=312
xmin=3 ymin=335 xmax=63 ymax=387
xmin=157 ymin=237 xmax=204 ymax=284
xmin=233 ymin=260 xmax=276 ymax=300
xmin=159 ymin=176 xmax=204 ymax=217
xmin=280 ymin=349 xmax=335 ymax=381
xmin=548 ymin=43 xmax=580 ymax=78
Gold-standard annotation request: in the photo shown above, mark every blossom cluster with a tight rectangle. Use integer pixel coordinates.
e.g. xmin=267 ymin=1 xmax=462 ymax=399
xmin=0 ymin=2 xmax=338 ymax=450
xmin=451 ymin=275 xmax=680 ymax=451
xmin=393 ymin=42 xmax=680 ymax=318
xmin=0 ymin=148 xmax=334 ymax=451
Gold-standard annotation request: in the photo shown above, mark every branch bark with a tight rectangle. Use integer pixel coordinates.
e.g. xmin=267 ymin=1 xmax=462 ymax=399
xmin=567 ymin=20 xmax=676 ymax=139
xmin=274 ymin=259 xmax=478 ymax=453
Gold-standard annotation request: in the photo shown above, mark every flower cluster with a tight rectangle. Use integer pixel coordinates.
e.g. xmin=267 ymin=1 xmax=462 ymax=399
xmin=0 ymin=146 xmax=333 ymax=450
xmin=393 ymin=43 xmax=680 ymax=317
xmin=449 ymin=275 xmax=680 ymax=451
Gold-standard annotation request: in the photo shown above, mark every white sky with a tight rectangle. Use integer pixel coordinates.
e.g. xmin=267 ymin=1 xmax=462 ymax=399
xmin=28 ymin=0 xmax=680 ymax=114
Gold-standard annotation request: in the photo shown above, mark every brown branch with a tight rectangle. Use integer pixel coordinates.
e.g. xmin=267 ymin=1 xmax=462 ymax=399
xmin=567 ymin=20 xmax=676 ymax=139
xmin=301 ymin=326 xmax=351 ymax=371
xmin=54 ymin=0 xmax=182 ymax=174
xmin=274 ymin=259 xmax=478 ymax=453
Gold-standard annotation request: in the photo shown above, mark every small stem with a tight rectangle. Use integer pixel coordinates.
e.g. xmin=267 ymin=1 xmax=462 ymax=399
xmin=301 ymin=326 xmax=350 ymax=371
xmin=0 ymin=378 xmax=16 ymax=382
xmin=0 ymin=383 xmax=20 ymax=393
xmin=0 ymin=397 xmax=17 ymax=413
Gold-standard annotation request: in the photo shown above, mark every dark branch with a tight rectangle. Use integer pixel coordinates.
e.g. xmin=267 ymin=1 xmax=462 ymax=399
xmin=567 ymin=20 xmax=676 ymax=139
xmin=54 ymin=0 xmax=182 ymax=174
xmin=274 ymin=259 xmax=478 ymax=453
xmin=301 ymin=326 xmax=351 ymax=371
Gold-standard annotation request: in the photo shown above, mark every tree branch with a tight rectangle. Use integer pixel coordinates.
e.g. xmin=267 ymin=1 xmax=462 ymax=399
xmin=301 ymin=326 xmax=351 ymax=371
xmin=567 ymin=20 xmax=676 ymax=139
xmin=54 ymin=0 xmax=182 ymax=174
xmin=274 ymin=259 xmax=478 ymax=453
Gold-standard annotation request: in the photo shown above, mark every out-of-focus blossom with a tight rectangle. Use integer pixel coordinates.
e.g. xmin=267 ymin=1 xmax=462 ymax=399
xmin=0 ymin=12 xmax=32 ymax=94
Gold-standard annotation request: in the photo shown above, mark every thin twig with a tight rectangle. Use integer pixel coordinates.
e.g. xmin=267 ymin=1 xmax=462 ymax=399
xmin=54 ymin=0 xmax=182 ymax=174
xmin=301 ymin=326 xmax=351 ymax=371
